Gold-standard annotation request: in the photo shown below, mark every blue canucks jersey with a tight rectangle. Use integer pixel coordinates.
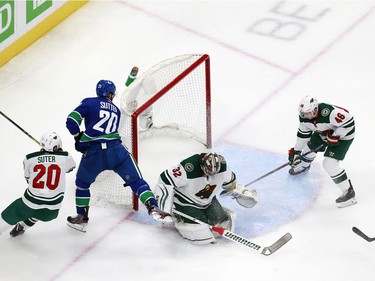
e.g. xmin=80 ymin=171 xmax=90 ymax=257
xmin=66 ymin=97 xmax=121 ymax=143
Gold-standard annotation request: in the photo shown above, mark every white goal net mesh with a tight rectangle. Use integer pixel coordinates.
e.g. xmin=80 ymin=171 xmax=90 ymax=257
xmin=90 ymin=54 xmax=211 ymax=209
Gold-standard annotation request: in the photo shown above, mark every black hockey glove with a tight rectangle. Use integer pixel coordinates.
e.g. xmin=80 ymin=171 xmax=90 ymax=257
xmin=288 ymin=148 xmax=301 ymax=167
xmin=74 ymin=132 xmax=89 ymax=153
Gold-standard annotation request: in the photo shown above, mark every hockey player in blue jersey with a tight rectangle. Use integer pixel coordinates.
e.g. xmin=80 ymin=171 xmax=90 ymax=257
xmin=66 ymin=79 xmax=168 ymax=232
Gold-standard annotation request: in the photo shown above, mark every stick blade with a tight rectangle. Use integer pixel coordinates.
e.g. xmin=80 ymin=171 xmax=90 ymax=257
xmin=352 ymin=227 xmax=375 ymax=242
xmin=262 ymin=233 xmax=292 ymax=256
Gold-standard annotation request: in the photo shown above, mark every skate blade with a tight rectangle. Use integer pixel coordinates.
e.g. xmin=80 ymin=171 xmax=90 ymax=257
xmin=337 ymin=198 xmax=357 ymax=208
xmin=67 ymin=222 xmax=87 ymax=233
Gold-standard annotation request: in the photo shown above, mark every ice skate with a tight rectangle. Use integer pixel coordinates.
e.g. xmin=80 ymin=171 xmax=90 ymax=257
xmin=336 ymin=184 xmax=357 ymax=208
xmin=289 ymin=165 xmax=310 ymax=175
xmin=67 ymin=207 xmax=89 ymax=232
xmin=10 ymin=223 xmax=25 ymax=238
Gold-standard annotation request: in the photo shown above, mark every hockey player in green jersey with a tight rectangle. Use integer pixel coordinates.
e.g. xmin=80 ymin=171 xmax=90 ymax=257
xmin=288 ymin=96 xmax=356 ymax=208
xmin=0 ymin=132 xmax=76 ymax=237
xmin=154 ymin=152 xmax=258 ymax=244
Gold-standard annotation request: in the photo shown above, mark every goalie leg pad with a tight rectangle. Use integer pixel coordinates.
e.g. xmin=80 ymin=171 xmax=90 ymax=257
xmin=175 ymin=221 xmax=216 ymax=245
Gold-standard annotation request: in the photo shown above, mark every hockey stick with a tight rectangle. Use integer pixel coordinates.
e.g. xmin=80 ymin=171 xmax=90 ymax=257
xmin=173 ymin=209 xmax=292 ymax=256
xmin=244 ymin=143 xmax=327 ymax=187
xmin=0 ymin=111 xmax=40 ymax=145
xmin=352 ymin=227 xmax=375 ymax=242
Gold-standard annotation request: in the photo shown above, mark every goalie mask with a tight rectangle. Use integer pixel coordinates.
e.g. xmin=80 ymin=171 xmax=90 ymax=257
xmin=40 ymin=132 xmax=62 ymax=152
xmin=201 ymin=152 xmax=221 ymax=176
xmin=298 ymin=95 xmax=318 ymax=119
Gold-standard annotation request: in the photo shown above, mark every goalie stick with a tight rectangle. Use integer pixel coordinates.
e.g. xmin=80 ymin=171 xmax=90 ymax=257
xmin=173 ymin=209 xmax=292 ymax=256
xmin=352 ymin=227 xmax=375 ymax=242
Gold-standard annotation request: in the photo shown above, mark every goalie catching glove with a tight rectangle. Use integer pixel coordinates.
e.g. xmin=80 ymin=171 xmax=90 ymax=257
xmin=221 ymin=182 xmax=258 ymax=208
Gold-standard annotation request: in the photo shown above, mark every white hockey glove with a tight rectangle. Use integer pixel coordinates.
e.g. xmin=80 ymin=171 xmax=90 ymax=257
xmin=150 ymin=208 xmax=173 ymax=224
xmin=234 ymin=188 xmax=258 ymax=208
xmin=153 ymin=183 xmax=175 ymax=226
xmin=146 ymin=202 xmax=173 ymax=224
xmin=222 ymin=183 xmax=258 ymax=208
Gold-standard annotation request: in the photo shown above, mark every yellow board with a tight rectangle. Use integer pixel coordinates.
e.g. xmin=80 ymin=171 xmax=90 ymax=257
xmin=0 ymin=0 xmax=88 ymax=68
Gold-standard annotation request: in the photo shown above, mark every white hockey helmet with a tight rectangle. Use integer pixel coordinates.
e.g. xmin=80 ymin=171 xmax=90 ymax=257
xmin=40 ymin=132 xmax=62 ymax=152
xmin=201 ymin=152 xmax=221 ymax=176
xmin=298 ymin=95 xmax=318 ymax=119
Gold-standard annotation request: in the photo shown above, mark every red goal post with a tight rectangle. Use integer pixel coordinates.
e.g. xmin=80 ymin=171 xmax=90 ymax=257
xmin=131 ymin=54 xmax=212 ymax=160
xmin=90 ymin=54 xmax=212 ymax=210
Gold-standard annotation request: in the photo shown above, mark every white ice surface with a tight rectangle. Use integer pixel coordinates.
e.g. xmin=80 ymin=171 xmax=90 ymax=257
xmin=1 ymin=1 xmax=375 ymax=280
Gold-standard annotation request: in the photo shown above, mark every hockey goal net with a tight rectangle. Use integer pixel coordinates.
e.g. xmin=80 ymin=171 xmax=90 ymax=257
xmin=90 ymin=54 xmax=212 ymax=210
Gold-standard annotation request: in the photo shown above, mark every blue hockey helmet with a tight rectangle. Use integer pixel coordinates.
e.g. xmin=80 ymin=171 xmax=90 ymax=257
xmin=96 ymin=80 xmax=116 ymax=97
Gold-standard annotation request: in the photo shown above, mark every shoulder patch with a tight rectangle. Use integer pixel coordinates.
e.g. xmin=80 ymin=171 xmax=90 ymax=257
xmin=184 ymin=162 xmax=194 ymax=173
xmin=181 ymin=154 xmax=205 ymax=179
xmin=321 ymin=108 xmax=330 ymax=117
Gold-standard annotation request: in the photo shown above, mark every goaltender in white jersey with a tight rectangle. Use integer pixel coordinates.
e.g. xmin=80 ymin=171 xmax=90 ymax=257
xmin=154 ymin=152 xmax=257 ymax=245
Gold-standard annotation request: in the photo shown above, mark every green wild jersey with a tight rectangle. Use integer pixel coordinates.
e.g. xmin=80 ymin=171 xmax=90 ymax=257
xmin=159 ymin=153 xmax=235 ymax=208
xmin=295 ymin=103 xmax=355 ymax=150
xmin=22 ymin=150 xmax=76 ymax=210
